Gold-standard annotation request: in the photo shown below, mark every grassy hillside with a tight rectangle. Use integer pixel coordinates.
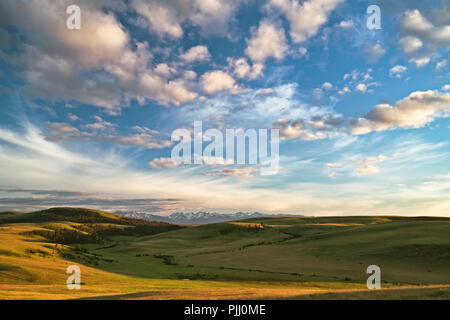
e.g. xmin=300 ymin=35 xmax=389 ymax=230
xmin=0 ymin=208 xmax=449 ymax=299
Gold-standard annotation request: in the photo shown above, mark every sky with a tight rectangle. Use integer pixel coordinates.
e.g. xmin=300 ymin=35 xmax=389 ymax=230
xmin=0 ymin=0 xmax=449 ymax=216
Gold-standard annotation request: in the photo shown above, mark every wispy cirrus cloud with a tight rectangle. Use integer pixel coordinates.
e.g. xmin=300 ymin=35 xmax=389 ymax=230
xmin=202 ymin=167 xmax=259 ymax=179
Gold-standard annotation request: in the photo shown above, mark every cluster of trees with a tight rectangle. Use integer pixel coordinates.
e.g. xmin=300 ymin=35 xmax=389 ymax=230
xmin=219 ymin=223 xmax=265 ymax=235
xmin=25 ymin=223 xmax=181 ymax=244
xmin=153 ymin=254 xmax=176 ymax=266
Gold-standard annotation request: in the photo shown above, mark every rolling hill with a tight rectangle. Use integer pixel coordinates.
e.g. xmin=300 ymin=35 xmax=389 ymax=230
xmin=0 ymin=208 xmax=449 ymax=299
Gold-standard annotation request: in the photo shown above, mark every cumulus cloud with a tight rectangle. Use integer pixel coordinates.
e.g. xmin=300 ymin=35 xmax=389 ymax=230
xmin=409 ymin=56 xmax=430 ymax=67
xmin=138 ymin=73 xmax=198 ymax=106
xmin=399 ymin=9 xmax=449 ymax=66
xmin=132 ymin=0 xmax=243 ymax=38
xmin=201 ymin=70 xmax=238 ymax=94
xmin=0 ymin=0 xmax=198 ymax=111
xmin=274 ymin=115 xmax=345 ymax=141
xmin=351 ymin=89 xmax=450 ymax=135
xmin=355 ymin=83 xmax=367 ymax=93
xmin=228 ymin=58 xmax=263 ymax=79
xmin=401 ymin=9 xmax=450 ymax=46
xmin=245 ymin=20 xmax=288 ymax=63
xmin=274 ymin=87 xmax=450 ymax=138
xmin=180 ymin=45 xmax=210 ymax=62
xmin=154 ymin=63 xmax=177 ymax=77
xmin=343 ymin=69 xmax=373 ymax=83
xmin=269 ymin=0 xmax=343 ymax=43
xmin=338 ymin=87 xmax=350 ymax=95
xmin=399 ymin=36 xmax=423 ymax=54
xmin=322 ymin=82 xmax=333 ymax=90
xmin=389 ymin=65 xmax=407 ymax=78
xmin=132 ymin=0 xmax=183 ymax=38
xmin=275 ymin=119 xmax=326 ymax=140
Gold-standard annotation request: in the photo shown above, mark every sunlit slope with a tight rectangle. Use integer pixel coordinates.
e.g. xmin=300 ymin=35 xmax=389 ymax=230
xmin=0 ymin=207 xmax=183 ymax=299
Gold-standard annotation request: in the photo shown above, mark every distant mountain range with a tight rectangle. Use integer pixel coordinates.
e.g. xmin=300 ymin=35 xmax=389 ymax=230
xmin=114 ymin=211 xmax=304 ymax=225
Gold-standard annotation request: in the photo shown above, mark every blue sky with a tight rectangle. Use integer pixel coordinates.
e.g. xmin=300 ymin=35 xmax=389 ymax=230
xmin=0 ymin=0 xmax=449 ymax=216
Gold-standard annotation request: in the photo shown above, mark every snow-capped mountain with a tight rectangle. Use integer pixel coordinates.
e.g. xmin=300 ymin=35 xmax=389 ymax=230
xmin=114 ymin=211 xmax=303 ymax=225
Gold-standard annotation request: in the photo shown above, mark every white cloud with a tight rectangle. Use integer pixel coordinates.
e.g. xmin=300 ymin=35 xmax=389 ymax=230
xmin=355 ymin=155 xmax=388 ymax=175
xmin=148 ymin=155 xmax=234 ymax=170
xmin=115 ymin=134 xmax=173 ymax=149
xmin=132 ymin=0 xmax=244 ymax=38
xmin=228 ymin=58 xmax=263 ymax=79
xmin=351 ymin=89 xmax=450 ymax=135
xmin=389 ymin=65 xmax=407 ymax=78
xmin=399 ymin=36 xmax=423 ymax=54
xmin=180 ymin=45 xmax=210 ymax=62
xmin=47 ymin=122 xmax=79 ymax=135
xmin=364 ymin=43 xmax=386 ymax=63
xmin=322 ymin=82 xmax=333 ymax=90
xmin=154 ymin=63 xmax=177 ymax=77
xmin=328 ymin=172 xmax=337 ymax=178
xmin=436 ymin=59 xmax=447 ymax=70
xmin=356 ymin=164 xmax=380 ymax=175
xmin=325 ymin=162 xmax=341 ymax=168
xmin=203 ymin=167 xmax=259 ymax=179
xmin=201 ymin=70 xmax=238 ymax=94
xmin=298 ymin=47 xmax=308 ymax=58
xmin=401 ymin=9 xmax=450 ymax=46
xmin=245 ymin=20 xmax=288 ymax=63
xmin=45 ymin=121 xmax=173 ymax=149
xmin=361 ymin=155 xmax=389 ymax=165
xmin=275 ymin=119 xmax=328 ymax=141
xmin=337 ymin=20 xmax=353 ymax=28
xmin=409 ymin=56 xmax=430 ymax=67
xmin=269 ymin=0 xmax=343 ymax=43
xmin=258 ymin=88 xmax=275 ymax=95
xmin=132 ymin=0 xmax=183 ymax=38
xmin=0 ymin=1 xmax=199 ymax=110
xmin=148 ymin=157 xmax=179 ymax=169
xmin=138 ymin=73 xmax=198 ymax=106
xmin=338 ymin=87 xmax=350 ymax=95
xmin=2 ymin=124 xmax=450 ymax=216
xmin=83 ymin=116 xmax=116 ymax=131
xmin=67 ymin=113 xmax=79 ymax=122
xmin=355 ymin=83 xmax=367 ymax=93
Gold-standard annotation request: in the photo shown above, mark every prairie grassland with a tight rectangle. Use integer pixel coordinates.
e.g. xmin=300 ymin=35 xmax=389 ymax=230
xmin=0 ymin=209 xmax=449 ymax=299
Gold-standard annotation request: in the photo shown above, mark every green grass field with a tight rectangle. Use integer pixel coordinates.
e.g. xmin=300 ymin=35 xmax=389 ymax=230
xmin=0 ymin=208 xmax=449 ymax=299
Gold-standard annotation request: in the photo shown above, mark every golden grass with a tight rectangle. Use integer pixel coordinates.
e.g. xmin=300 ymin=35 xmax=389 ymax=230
xmin=304 ymin=223 xmax=365 ymax=227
